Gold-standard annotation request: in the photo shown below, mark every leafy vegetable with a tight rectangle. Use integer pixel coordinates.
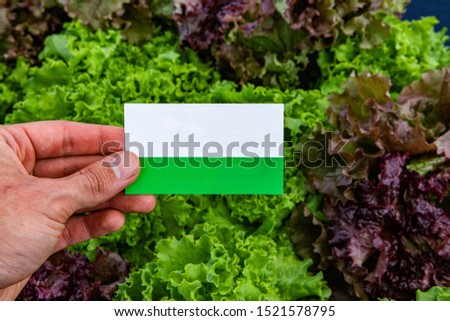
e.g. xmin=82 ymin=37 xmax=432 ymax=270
xmin=0 ymin=58 xmax=30 ymax=123
xmin=318 ymin=16 xmax=450 ymax=95
xmin=4 ymin=21 xmax=330 ymax=301
xmin=0 ymin=0 xmax=69 ymax=63
xmin=62 ymin=0 xmax=174 ymax=43
xmin=297 ymin=69 xmax=450 ymax=300
xmin=61 ymin=0 xmax=131 ymax=29
xmin=328 ymin=153 xmax=450 ymax=300
xmin=71 ymin=195 xmax=228 ymax=267
xmin=116 ymin=223 xmax=330 ymax=301
xmin=417 ymin=286 xmax=450 ymax=301
xmin=398 ymin=67 xmax=450 ymax=147
xmin=0 ymin=1 xmax=173 ymax=63
xmin=3 ymin=5 xmax=450 ymax=301
xmin=17 ymin=248 xmax=129 ymax=301
xmin=5 ymin=20 xmax=220 ymax=125
xmin=173 ymin=0 xmax=410 ymax=89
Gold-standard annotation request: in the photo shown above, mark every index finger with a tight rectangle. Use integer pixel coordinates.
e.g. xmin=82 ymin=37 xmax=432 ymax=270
xmin=16 ymin=120 xmax=124 ymax=159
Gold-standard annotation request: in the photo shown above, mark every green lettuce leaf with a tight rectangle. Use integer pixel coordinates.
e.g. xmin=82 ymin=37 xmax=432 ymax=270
xmin=116 ymin=223 xmax=331 ymax=301
xmin=416 ymin=286 xmax=450 ymax=301
xmin=0 ymin=58 xmax=30 ymax=123
xmin=406 ymin=155 xmax=449 ymax=176
xmin=5 ymin=20 xmax=331 ymax=301
xmin=5 ymin=21 xmax=220 ymax=126
xmin=319 ymin=16 xmax=450 ymax=95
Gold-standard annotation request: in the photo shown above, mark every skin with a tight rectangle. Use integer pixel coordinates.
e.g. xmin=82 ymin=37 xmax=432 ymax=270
xmin=0 ymin=121 xmax=155 ymax=300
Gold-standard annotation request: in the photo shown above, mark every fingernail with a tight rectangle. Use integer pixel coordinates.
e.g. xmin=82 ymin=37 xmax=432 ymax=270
xmin=108 ymin=152 xmax=140 ymax=180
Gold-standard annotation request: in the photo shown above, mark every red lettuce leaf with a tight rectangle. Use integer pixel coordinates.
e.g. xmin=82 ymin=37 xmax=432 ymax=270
xmin=0 ymin=0 xmax=171 ymax=62
xmin=328 ymin=71 xmax=434 ymax=163
xmin=327 ymin=153 xmax=450 ymax=300
xmin=0 ymin=1 xmax=69 ymax=63
xmin=17 ymin=248 xmax=129 ymax=301
xmin=398 ymin=67 xmax=450 ymax=157
xmin=173 ymin=0 xmax=409 ymax=88
xmin=298 ymin=68 xmax=450 ymax=300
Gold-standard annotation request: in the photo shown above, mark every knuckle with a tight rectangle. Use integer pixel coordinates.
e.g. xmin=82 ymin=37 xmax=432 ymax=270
xmin=62 ymin=123 xmax=76 ymax=155
xmin=80 ymin=167 xmax=112 ymax=197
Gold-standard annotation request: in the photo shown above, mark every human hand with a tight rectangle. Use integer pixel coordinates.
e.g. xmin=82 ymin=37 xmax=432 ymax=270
xmin=0 ymin=121 xmax=155 ymax=299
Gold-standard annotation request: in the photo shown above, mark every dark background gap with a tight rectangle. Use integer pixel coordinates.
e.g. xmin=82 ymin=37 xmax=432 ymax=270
xmin=404 ymin=0 xmax=450 ymax=33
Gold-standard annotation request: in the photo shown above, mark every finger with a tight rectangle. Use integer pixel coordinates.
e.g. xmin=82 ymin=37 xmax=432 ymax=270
xmin=55 ymin=151 xmax=140 ymax=214
xmin=75 ymin=193 xmax=156 ymax=214
xmin=54 ymin=210 xmax=125 ymax=251
xmin=16 ymin=120 xmax=124 ymax=159
xmin=33 ymin=155 xmax=103 ymax=178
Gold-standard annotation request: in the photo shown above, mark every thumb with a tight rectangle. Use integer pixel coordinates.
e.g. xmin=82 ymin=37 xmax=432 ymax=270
xmin=57 ymin=151 xmax=140 ymax=212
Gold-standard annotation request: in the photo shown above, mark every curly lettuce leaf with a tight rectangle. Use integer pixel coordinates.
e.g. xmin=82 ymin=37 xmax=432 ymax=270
xmin=5 ymin=21 xmax=220 ymax=126
xmin=416 ymin=286 xmax=450 ymax=301
xmin=62 ymin=0 xmax=132 ymax=29
xmin=328 ymin=153 xmax=450 ymax=300
xmin=0 ymin=0 xmax=69 ymax=63
xmin=0 ymin=58 xmax=30 ymax=123
xmin=116 ymin=223 xmax=331 ymax=301
xmin=406 ymin=155 xmax=449 ymax=176
xmin=6 ymin=20 xmax=330 ymax=301
xmin=300 ymin=68 xmax=450 ymax=300
xmin=319 ymin=16 xmax=450 ymax=95
xmin=0 ymin=1 xmax=175 ymax=63
xmin=173 ymin=0 xmax=409 ymax=89
xmin=63 ymin=0 xmax=173 ymax=44
xmin=305 ymin=71 xmax=436 ymax=206
xmin=174 ymin=0 xmax=409 ymax=51
xmin=328 ymin=71 xmax=433 ymax=158
xmin=18 ymin=248 xmax=129 ymax=301
xmin=225 ymin=172 xmax=306 ymax=235
xmin=70 ymin=195 xmax=224 ymax=267
xmin=309 ymin=68 xmax=450 ymax=204
xmin=398 ymin=67 xmax=450 ymax=157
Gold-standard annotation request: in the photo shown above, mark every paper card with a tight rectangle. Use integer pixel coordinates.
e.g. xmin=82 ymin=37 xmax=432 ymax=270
xmin=124 ymin=104 xmax=284 ymax=195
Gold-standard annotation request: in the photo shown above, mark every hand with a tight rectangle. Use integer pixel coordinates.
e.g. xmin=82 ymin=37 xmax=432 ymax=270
xmin=0 ymin=121 xmax=155 ymax=299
